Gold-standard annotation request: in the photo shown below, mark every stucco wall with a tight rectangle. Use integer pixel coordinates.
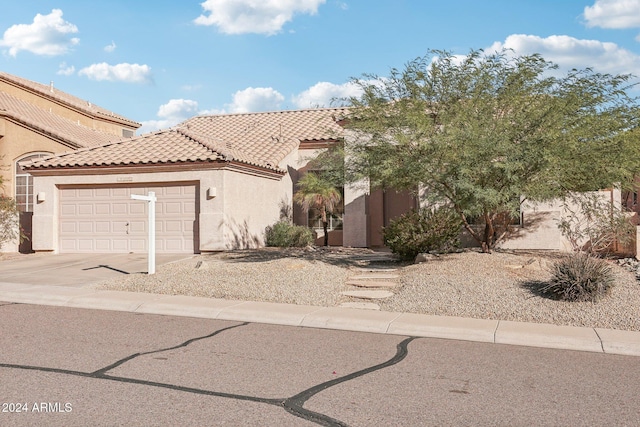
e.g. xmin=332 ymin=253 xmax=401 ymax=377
xmin=0 ymin=119 xmax=74 ymax=197
xmin=221 ymin=169 xmax=289 ymax=249
xmin=30 ymin=168 xmax=226 ymax=253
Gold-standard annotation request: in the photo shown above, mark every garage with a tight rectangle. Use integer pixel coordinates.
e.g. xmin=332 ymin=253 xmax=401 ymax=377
xmin=58 ymin=183 xmax=198 ymax=253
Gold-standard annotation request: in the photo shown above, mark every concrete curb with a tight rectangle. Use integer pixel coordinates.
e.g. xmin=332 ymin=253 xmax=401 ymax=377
xmin=1 ymin=283 xmax=639 ymax=357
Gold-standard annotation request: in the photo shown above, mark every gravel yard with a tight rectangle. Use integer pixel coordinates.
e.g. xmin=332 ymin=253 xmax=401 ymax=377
xmin=96 ymin=247 xmax=640 ymax=332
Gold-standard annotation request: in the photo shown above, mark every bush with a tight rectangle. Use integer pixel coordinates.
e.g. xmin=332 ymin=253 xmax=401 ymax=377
xmin=0 ymin=195 xmax=20 ymax=248
xmin=265 ymin=221 xmax=314 ymax=247
xmin=383 ymin=207 xmax=461 ymax=260
xmin=544 ymin=252 xmax=615 ymax=302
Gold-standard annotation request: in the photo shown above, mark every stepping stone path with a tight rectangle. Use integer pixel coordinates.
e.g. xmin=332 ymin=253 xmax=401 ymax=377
xmin=339 ymin=266 xmax=401 ymax=310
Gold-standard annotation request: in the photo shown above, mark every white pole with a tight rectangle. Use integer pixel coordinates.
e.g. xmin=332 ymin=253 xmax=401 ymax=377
xmin=131 ymin=191 xmax=157 ymax=275
xmin=148 ymin=191 xmax=156 ymax=275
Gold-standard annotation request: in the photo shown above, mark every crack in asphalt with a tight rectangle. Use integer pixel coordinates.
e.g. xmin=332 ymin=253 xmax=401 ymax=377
xmin=283 ymin=337 xmax=416 ymax=426
xmin=1 ymin=320 xmax=416 ymax=427
xmin=91 ymin=322 xmax=249 ymax=375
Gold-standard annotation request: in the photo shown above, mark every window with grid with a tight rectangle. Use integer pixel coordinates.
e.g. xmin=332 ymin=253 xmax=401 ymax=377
xmin=307 ymin=186 xmax=345 ymax=231
xmin=15 ymin=153 xmax=51 ymax=212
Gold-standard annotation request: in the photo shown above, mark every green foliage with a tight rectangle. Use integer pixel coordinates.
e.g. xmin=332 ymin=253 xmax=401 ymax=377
xmin=544 ymin=252 xmax=615 ymax=302
xmin=265 ymin=221 xmax=314 ymax=248
xmin=558 ymin=192 xmax=635 ymax=255
xmin=344 ymin=49 xmax=640 ymax=252
xmin=383 ymin=207 xmax=461 ymax=260
xmin=0 ymin=194 xmax=20 ymax=248
xmin=293 ymin=172 xmax=342 ymax=246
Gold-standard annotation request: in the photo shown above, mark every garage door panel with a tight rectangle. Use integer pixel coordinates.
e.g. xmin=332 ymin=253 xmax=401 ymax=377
xmin=129 ymin=220 xmax=146 ymax=233
xmin=164 ymin=239 xmax=183 ymax=251
xmin=60 ymin=204 xmax=76 ymax=215
xmin=112 ymin=239 xmax=128 ymax=251
xmin=95 ymin=239 xmax=111 ymax=251
xmin=164 ymin=202 xmax=182 ymax=214
xmin=164 ymin=220 xmax=182 ymax=232
xmin=60 ymin=222 xmax=76 ymax=233
xmin=78 ymin=221 xmax=93 ymax=233
xmin=95 ymin=203 xmax=111 ymax=215
xmin=129 ymin=239 xmax=146 ymax=251
xmin=95 ymin=221 xmax=111 ymax=233
xmin=59 ymin=183 xmax=197 ymax=253
xmin=78 ymin=204 xmax=93 ymax=215
xmin=77 ymin=239 xmax=94 ymax=251
xmin=129 ymin=203 xmax=145 ymax=215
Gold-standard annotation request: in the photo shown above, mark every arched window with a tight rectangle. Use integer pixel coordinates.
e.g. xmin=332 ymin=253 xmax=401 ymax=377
xmin=15 ymin=153 xmax=51 ymax=212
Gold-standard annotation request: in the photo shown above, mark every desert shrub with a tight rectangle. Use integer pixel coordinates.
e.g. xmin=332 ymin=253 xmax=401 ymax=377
xmin=558 ymin=192 xmax=635 ymax=255
xmin=0 ymin=195 xmax=20 ymax=248
xmin=265 ymin=221 xmax=314 ymax=247
xmin=383 ymin=207 xmax=461 ymax=260
xmin=544 ymin=252 xmax=615 ymax=302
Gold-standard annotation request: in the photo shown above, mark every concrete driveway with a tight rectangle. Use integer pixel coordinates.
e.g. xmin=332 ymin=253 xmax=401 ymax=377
xmin=0 ymin=253 xmax=193 ymax=288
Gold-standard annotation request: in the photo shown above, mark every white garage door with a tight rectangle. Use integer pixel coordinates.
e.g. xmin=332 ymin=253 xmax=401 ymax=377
xmin=59 ymin=183 xmax=198 ymax=253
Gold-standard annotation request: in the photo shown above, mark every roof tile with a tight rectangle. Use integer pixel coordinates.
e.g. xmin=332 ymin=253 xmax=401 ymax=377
xmin=0 ymin=72 xmax=140 ymax=127
xmin=0 ymin=91 xmax=126 ymax=148
xmin=26 ymin=108 xmax=348 ymax=172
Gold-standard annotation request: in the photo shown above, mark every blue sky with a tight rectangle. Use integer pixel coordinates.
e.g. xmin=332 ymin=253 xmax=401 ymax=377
xmin=1 ymin=0 xmax=639 ymax=134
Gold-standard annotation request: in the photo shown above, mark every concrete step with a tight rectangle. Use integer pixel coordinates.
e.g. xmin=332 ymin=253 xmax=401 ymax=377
xmin=340 ymin=290 xmax=395 ymax=299
xmin=351 ymin=267 xmax=398 ymax=273
xmin=348 ymin=274 xmax=400 ymax=280
xmin=346 ymin=280 xmax=397 ymax=288
xmin=338 ymin=302 xmax=381 ymax=310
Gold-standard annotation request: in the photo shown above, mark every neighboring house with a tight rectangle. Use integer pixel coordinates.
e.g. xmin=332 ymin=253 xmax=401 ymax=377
xmin=0 ymin=72 xmax=140 ymax=252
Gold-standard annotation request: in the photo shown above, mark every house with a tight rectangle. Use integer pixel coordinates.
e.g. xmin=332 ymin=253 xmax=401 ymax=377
xmin=23 ymin=108 xmax=357 ymax=254
xmin=0 ymin=72 xmax=141 ymax=252
xmin=21 ymin=102 xmax=627 ymax=255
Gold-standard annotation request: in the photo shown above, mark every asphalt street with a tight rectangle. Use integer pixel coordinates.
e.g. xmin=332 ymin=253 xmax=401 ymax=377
xmin=2 ymin=302 xmax=640 ymax=426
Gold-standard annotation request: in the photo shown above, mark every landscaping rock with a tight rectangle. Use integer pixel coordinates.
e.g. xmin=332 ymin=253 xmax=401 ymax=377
xmin=415 ymin=253 xmax=438 ymax=263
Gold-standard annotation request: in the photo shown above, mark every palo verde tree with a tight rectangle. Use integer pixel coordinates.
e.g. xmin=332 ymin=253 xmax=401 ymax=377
xmin=293 ymin=171 xmax=342 ymax=246
xmin=343 ymin=49 xmax=640 ymax=252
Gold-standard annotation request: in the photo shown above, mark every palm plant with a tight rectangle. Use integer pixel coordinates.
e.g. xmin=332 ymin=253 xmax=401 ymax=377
xmin=294 ymin=172 xmax=342 ymax=246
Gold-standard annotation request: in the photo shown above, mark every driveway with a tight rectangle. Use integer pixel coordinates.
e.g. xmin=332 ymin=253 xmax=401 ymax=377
xmin=0 ymin=253 xmax=193 ymax=288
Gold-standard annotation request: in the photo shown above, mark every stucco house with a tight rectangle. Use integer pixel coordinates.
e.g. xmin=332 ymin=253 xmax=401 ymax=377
xmin=0 ymin=72 xmax=140 ymax=252
xmin=12 ymin=86 xmax=629 ymax=255
xmin=23 ymin=108 xmax=361 ymax=254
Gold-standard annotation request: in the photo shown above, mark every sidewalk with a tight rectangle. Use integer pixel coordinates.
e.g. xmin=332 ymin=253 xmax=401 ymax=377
xmin=1 ymin=281 xmax=639 ymax=357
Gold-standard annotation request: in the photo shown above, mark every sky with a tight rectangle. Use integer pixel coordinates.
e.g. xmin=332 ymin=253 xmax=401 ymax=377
xmin=1 ymin=0 xmax=640 ymax=134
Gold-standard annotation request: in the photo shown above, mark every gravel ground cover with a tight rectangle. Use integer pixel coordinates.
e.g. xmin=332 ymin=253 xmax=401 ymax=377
xmin=96 ymin=248 xmax=640 ymax=331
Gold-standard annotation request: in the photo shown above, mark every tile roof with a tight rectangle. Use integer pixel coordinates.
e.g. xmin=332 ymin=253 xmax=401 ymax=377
xmin=25 ymin=108 xmax=349 ymax=172
xmin=23 ymin=128 xmax=274 ymax=172
xmin=0 ymin=72 xmax=140 ymax=127
xmin=0 ymin=91 xmax=128 ymax=148
xmin=180 ymin=108 xmax=348 ymax=166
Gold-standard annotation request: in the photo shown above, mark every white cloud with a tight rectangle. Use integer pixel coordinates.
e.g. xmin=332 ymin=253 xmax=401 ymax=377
xmin=292 ymin=81 xmax=361 ymax=108
xmin=0 ymin=9 xmax=79 ymax=57
xmin=227 ymin=87 xmax=284 ymax=112
xmin=158 ymin=99 xmax=199 ymax=119
xmin=584 ymin=0 xmax=640 ymax=29
xmin=487 ymin=34 xmax=640 ymax=75
xmin=78 ymin=63 xmax=152 ymax=83
xmin=104 ymin=41 xmax=116 ymax=52
xmin=139 ymin=99 xmax=200 ymax=134
xmin=194 ymin=0 xmax=326 ymax=35
xmin=56 ymin=62 xmax=75 ymax=76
